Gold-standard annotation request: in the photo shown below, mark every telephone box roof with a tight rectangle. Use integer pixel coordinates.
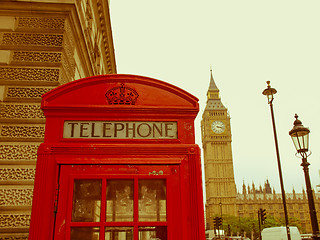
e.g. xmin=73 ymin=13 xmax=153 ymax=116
xmin=42 ymin=74 xmax=199 ymax=114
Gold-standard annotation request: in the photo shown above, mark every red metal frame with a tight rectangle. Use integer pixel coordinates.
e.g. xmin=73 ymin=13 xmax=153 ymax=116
xmin=28 ymin=74 xmax=205 ymax=240
xmin=55 ymin=165 xmax=180 ymax=240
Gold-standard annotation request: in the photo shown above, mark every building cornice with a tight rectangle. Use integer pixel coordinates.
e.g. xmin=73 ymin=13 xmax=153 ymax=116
xmin=0 ymin=1 xmax=117 ymax=75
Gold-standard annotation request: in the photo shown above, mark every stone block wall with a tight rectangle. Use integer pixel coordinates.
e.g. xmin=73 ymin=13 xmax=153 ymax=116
xmin=0 ymin=1 xmax=116 ymax=238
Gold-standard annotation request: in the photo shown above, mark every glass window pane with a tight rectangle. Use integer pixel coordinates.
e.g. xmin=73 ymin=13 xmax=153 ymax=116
xmin=139 ymin=180 xmax=166 ymax=222
xmin=105 ymin=227 xmax=133 ymax=240
xmin=106 ymin=180 xmax=134 ymax=222
xmin=138 ymin=226 xmax=167 ymax=240
xmin=72 ymin=180 xmax=102 ymax=222
xmin=70 ymin=227 xmax=99 ymax=240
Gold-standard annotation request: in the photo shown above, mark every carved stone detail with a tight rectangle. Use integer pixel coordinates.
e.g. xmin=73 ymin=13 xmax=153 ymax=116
xmin=17 ymin=17 xmax=65 ymax=30
xmin=0 ymin=104 xmax=44 ymax=119
xmin=0 ymin=144 xmax=39 ymax=162
xmin=0 ymin=67 xmax=60 ymax=82
xmin=12 ymin=51 xmax=62 ymax=63
xmin=0 ymin=188 xmax=33 ymax=206
xmin=61 ymin=52 xmax=75 ymax=80
xmin=0 ymin=168 xmax=36 ymax=181
xmin=96 ymin=0 xmax=113 ymax=74
xmin=63 ymin=19 xmax=75 ymax=60
xmin=1 ymin=33 xmax=63 ymax=47
xmin=0 ymin=214 xmax=31 ymax=228
xmin=0 ymin=236 xmax=28 ymax=240
xmin=61 ymin=20 xmax=76 ymax=79
xmin=0 ymin=125 xmax=45 ymax=139
xmin=6 ymin=87 xmax=53 ymax=99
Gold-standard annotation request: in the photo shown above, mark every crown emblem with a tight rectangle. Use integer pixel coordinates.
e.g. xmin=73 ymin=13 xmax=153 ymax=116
xmin=105 ymin=83 xmax=139 ymax=105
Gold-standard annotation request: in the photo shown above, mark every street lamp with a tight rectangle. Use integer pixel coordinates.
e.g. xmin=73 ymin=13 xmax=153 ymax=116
xmin=262 ymin=81 xmax=291 ymax=240
xmin=289 ymin=114 xmax=320 ymax=240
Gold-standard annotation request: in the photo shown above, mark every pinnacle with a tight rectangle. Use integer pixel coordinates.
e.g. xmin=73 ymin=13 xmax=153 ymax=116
xmin=209 ymin=68 xmax=219 ymax=91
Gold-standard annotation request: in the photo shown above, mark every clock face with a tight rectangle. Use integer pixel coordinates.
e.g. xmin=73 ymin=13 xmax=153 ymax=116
xmin=211 ymin=120 xmax=225 ymax=134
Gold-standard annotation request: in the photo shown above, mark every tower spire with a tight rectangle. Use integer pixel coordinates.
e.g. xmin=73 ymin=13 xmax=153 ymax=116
xmin=205 ymin=68 xmax=226 ymax=110
xmin=209 ymin=68 xmax=218 ymax=91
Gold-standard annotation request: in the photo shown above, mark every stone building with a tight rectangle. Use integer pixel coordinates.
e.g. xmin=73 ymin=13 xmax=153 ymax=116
xmin=201 ymin=71 xmax=320 ymax=234
xmin=238 ymin=180 xmax=320 ymax=234
xmin=0 ymin=0 xmax=116 ymax=239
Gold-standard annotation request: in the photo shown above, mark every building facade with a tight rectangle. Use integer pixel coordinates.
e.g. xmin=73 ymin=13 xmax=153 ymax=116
xmin=238 ymin=181 xmax=320 ymax=234
xmin=201 ymin=71 xmax=320 ymax=234
xmin=0 ymin=1 xmax=116 ymax=239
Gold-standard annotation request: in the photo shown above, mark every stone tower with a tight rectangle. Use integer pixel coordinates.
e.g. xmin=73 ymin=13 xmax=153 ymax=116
xmin=201 ymin=70 xmax=237 ymax=229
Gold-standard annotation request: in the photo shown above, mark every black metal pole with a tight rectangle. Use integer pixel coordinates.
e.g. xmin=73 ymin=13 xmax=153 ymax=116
xmin=258 ymin=210 xmax=262 ymax=240
xmin=301 ymin=157 xmax=320 ymax=240
xmin=219 ymin=202 xmax=222 ymax=237
xmin=269 ymin=101 xmax=292 ymax=240
xmin=238 ymin=210 xmax=241 ymax=236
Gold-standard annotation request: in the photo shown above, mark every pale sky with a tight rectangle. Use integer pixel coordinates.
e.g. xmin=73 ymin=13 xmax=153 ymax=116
xmin=109 ymin=0 xmax=320 ymax=194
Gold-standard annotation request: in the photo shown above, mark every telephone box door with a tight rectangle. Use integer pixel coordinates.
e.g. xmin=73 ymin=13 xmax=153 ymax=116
xmin=54 ymin=164 xmax=181 ymax=240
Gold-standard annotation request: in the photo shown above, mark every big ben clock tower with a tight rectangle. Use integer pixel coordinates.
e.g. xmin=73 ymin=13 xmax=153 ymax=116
xmin=201 ymin=70 xmax=237 ymax=228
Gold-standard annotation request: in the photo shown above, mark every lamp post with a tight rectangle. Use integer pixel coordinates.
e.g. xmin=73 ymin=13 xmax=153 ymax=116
xmin=238 ymin=210 xmax=241 ymax=236
xmin=289 ymin=114 xmax=320 ymax=240
xmin=262 ymin=81 xmax=291 ymax=240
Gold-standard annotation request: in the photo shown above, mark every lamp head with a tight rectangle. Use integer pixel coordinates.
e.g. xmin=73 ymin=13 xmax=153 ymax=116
xmin=289 ymin=114 xmax=310 ymax=157
xmin=262 ymin=81 xmax=277 ymax=104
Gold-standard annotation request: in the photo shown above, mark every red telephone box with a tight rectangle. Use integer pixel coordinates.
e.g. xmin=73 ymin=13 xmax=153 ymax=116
xmin=28 ymin=74 xmax=205 ymax=240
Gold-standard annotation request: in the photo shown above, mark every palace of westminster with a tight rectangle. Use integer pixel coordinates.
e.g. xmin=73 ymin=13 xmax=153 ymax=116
xmin=0 ymin=0 xmax=319 ymax=239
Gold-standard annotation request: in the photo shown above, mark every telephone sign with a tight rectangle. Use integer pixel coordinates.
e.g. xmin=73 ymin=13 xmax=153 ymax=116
xmin=63 ymin=121 xmax=177 ymax=139
xmin=29 ymin=74 xmax=205 ymax=240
